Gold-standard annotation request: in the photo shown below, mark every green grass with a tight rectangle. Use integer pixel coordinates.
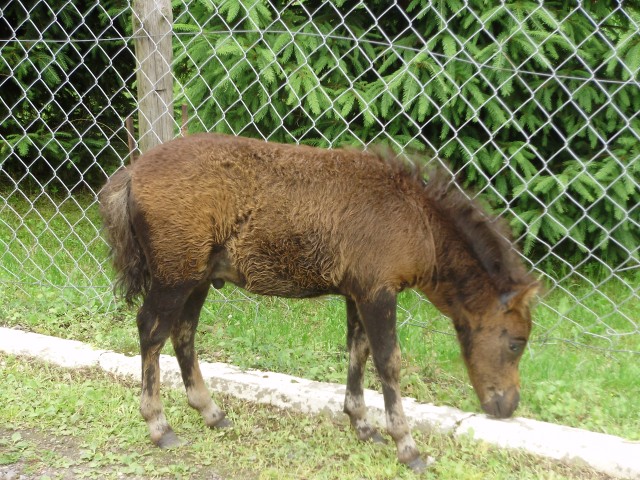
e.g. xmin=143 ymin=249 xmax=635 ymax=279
xmin=3 ymin=282 xmax=638 ymax=442
xmin=0 ymin=354 xmax=614 ymax=479
xmin=1 ymin=191 xmax=639 ymax=447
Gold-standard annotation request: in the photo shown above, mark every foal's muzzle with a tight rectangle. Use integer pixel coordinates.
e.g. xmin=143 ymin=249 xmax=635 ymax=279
xmin=481 ymin=387 xmax=520 ymax=419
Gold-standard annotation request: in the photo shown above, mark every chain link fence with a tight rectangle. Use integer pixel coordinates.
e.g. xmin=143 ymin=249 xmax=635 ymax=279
xmin=1 ymin=1 xmax=638 ymax=353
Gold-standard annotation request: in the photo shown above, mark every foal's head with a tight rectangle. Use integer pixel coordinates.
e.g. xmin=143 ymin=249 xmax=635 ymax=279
xmin=454 ymin=283 xmax=538 ymax=418
xmin=420 ymin=169 xmax=539 ymax=418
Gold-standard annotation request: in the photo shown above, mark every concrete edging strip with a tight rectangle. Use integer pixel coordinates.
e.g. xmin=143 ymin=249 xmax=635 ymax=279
xmin=1 ymin=326 xmax=638 ymax=479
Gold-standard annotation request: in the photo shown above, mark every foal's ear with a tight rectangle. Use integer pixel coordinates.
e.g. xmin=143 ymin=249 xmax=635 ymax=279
xmin=501 ymin=282 xmax=540 ymax=311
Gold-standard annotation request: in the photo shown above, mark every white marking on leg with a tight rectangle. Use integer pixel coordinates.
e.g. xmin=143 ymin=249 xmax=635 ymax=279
xmin=141 ymin=393 xmax=171 ymax=444
xmin=187 ymin=385 xmax=224 ymax=426
xmin=344 ymin=390 xmax=365 ymax=417
xmin=386 ymin=401 xmax=420 ymax=464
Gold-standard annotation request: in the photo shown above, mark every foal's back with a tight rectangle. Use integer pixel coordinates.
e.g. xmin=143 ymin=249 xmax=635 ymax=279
xmin=127 ymin=133 xmax=431 ymax=297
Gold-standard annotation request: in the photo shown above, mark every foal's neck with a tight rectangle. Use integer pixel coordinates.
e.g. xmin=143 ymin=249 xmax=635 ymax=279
xmin=419 ymin=216 xmax=500 ymax=318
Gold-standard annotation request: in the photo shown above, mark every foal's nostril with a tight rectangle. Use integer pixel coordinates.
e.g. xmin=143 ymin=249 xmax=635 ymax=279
xmin=494 ymin=398 xmax=503 ymax=418
xmin=482 ymin=389 xmax=520 ymax=419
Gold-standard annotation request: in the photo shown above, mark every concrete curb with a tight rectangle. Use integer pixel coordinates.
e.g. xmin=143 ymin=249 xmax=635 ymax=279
xmin=1 ymin=326 xmax=638 ymax=479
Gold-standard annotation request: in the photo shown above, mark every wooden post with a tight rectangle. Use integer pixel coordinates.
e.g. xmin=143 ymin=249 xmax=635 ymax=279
xmin=132 ymin=0 xmax=174 ymax=153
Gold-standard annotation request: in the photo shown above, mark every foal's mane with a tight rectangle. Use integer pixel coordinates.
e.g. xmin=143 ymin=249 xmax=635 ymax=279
xmin=371 ymin=149 xmax=533 ymax=293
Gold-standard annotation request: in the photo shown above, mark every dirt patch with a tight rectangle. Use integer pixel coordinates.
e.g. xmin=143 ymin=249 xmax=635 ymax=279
xmin=1 ymin=427 xmax=82 ymax=480
xmin=0 ymin=427 xmax=225 ymax=480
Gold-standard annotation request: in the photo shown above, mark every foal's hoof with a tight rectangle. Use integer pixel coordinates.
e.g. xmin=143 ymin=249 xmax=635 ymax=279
xmin=211 ymin=416 xmax=233 ymax=429
xmin=404 ymin=455 xmax=435 ymax=474
xmin=356 ymin=426 xmax=387 ymax=444
xmin=156 ymin=429 xmax=187 ymax=449
xmin=367 ymin=430 xmax=387 ymax=445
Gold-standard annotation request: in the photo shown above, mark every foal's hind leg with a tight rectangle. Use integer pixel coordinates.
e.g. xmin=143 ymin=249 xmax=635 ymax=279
xmin=171 ymin=282 xmax=230 ymax=429
xmin=343 ymin=298 xmax=385 ymax=443
xmin=137 ymin=283 xmax=191 ymax=448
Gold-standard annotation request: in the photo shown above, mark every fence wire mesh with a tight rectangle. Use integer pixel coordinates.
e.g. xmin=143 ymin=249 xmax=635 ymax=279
xmin=1 ymin=1 xmax=638 ymax=353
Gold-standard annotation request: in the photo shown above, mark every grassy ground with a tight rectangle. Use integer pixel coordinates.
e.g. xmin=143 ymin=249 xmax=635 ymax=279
xmin=2 ymin=281 xmax=639 ymax=443
xmin=0 ymin=354 xmax=613 ymax=479
xmin=1 ymin=191 xmax=639 ymax=477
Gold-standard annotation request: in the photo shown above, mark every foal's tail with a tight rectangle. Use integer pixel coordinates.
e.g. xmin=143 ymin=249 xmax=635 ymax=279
xmin=99 ymin=167 xmax=150 ymax=305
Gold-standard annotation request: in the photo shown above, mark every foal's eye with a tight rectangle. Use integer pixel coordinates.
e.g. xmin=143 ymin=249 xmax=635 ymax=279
xmin=509 ymin=341 xmax=525 ymax=354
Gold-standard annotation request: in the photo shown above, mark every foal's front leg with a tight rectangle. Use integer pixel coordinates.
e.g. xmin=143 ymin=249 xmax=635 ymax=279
xmin=343 ymin=298 xmax=385 ymax=443
xmin=356 ymin=290 xmax=430 ymax=472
